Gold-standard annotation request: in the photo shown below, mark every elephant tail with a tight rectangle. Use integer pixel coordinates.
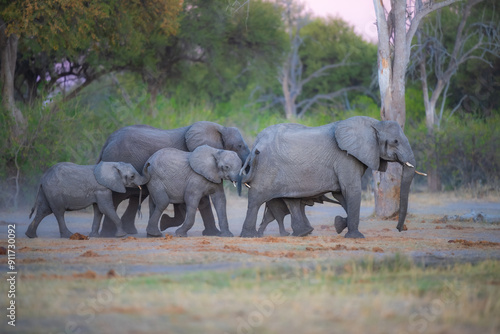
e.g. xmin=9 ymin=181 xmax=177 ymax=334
xmin=237 ymin=148 xmax=259 ymax=196
xmin=29 ymin=185 xmax=41 ymax=219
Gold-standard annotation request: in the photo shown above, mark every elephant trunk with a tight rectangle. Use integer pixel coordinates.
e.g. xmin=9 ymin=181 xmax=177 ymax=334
xmin=396 ymin=155 xmax=416 ymax=232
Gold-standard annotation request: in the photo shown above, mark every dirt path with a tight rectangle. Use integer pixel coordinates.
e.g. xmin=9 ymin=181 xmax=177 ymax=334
xmin=1 ymin=192 xmax=499 ymax=277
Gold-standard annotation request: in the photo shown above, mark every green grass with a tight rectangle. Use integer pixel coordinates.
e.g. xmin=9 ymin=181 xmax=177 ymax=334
xmin=15 ymin=257 xmax=500 ymax=333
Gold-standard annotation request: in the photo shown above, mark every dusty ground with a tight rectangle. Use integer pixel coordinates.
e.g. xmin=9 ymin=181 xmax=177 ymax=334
xmin=1 ymin=191 xmax=499 ymax=333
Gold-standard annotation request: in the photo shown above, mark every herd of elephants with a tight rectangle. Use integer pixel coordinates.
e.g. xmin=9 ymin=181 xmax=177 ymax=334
xmin=25 ymin=116 xmax=419 ymax=240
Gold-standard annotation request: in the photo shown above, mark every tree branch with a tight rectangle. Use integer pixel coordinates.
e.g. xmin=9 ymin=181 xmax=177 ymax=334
xmin=406 ymin=0 xmax=463 ymax=56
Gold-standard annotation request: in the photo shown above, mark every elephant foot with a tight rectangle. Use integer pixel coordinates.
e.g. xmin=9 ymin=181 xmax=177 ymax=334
xmin=279 ymin=230 xmax=291 ymax=237
xmin=146 ymin=227 xmax=162 ymax=238
xmin=219 ymin=230 xmax=234 ymax=237
xmin=345 ymin=230 xmax=365 ymax=239
xmin=123 ymin=225 xmax=137 ymax=235
xmin=292 ymin=227 xmax=314 ymax=237
xmin=115 ymin=228 xmax=127 ymax=238
xmin=160 ymin=214 xmax=183 ymax=231
xmin=89 ymin=231 xmax=100 ymax=238
xmin=25 ymin=229 xmax=37 ymax=238
xmin=99 ymin=227 xmax=117 ymax=238
xmin=202 ymin=228 xmax=221 ymax=236
xmin=334 ymin=216 xmax=348 ymax=234
xmin=60 ymin=230 xmax=74 ymax=239
xmin=240 ymin=229 xmax=259 ymax=238
xmin=175 ymin=228 xmax=188 ymax=237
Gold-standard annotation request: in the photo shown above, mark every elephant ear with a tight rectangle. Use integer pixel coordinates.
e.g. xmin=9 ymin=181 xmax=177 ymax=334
xmin=185 ymin=121 xmax=224 ymax=152
xmin=94 ymin=162 xmax=127 ymax=193
xmin=334 ymin=116 xmax=380 ymax=171
xmin=188 ymin=145 xmax=222 ymax=184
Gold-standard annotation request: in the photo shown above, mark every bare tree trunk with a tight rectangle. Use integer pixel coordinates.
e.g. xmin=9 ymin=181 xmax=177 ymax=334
xmin=372 ymin=0 xmax=460 ymax=217
xmin=282 ymin=64 xmax=296 ymax=120
xmin=0 ymin=26 xmax=26 ymax=138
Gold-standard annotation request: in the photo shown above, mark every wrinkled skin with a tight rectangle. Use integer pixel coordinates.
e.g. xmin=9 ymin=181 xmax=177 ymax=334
xmin=258 ymin=196 xmax=339 ymax=237
xmin=25 ymin=162 xmax=148 ymax=238
xmin=97 ymin=121 xmax=250 ymax=237
xmin=239 ymin=116 xmax=416 ymax=239
xmin=143 ymin=145 xmax=242 ymax=238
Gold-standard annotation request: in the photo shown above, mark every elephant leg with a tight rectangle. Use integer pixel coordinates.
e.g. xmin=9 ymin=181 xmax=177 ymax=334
xmin=146 ymin=198 xmax=166 ymax=237
xmin=52 ymin=209 xmax=73 ymax=238
xmin=198 ymin=196 xmax=221 ymax=236
xmin=175 ymin=201 xmax=199 ymax=238
xmin=240 ymin=202 xmax=263 ymax=238
xmin=342 ymin=185 xmax=364 ymax=239
xmin=257 ymin=204 xmax=275 ymax=237
xmin=258 ymin=199 xmax=290 ymax=237
xmin=97 ymin=196 xmax=127 ymax=238
xmin=100 ymin=192 xmax=125 ymax=237
xmin=119 ymin=195 xmax=141 ymax=234
xmin=332 ymin=193 xmax=348 ymax=234
xmin=25 ymin=198 xmax=52 ymax=238
xmin=210 ymin=190 xmax=233 ymax=237
xmin=284 ymin=199 xmax=314 ymax=237
xmin=89 ymin=204 xmax=104 ymax=237
xmin=160 ymin=204 xmax=186 ymax=231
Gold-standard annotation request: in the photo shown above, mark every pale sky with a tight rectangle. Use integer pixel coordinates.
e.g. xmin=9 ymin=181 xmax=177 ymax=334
xmin=303 ymin=0 xmax=378 ymax=41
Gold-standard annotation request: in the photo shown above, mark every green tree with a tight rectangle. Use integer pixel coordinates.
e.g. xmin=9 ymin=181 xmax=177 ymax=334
xmin=1 ymin=0 xmax=182 ymax=138
xmin=157 ymin=0 xmax=286 ymax=105
xmin=257 ymin=0 xmax=376 ymax=119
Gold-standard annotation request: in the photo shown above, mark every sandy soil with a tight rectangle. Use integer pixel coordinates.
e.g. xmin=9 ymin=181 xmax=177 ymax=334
xmin=1 ymin=192 xmax=499 ymax=277
xmin=1 ymin=192 xmax=500 ymax=333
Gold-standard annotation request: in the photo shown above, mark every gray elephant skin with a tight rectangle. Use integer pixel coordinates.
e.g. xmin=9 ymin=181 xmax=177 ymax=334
xmin=97 ymin=121 xmax=250 ymax=237
xmin=143 ymin=145 xmax=242 ymax=237
xmin=239 ymin=116 xmax=416 ymax=239
xmin=25 ymin=161 xmax=148 ymax=238
xmin=258 ymin=195 xmax=339 ymax=237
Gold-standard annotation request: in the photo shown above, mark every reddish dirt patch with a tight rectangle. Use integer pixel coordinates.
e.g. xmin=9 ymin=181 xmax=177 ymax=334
xmin=73 ymin=270 xmax=98 ymax=279
xmin=448 ymin=239 xmax=500 ymax=247
xmin=69 ymin=233 xmax=89 ymax=240
xmin=0 ymin=246 xmax=6 ymax=255
xmin=80 ymin=250 xmax=100 ymax=257
xmin=122 ymin=236 xmax=137 ymax=241
xmin=436 ymin=225 xmax=474 ymax=230
xmin=372 ymin=247 xmax=384 ymax=253
xmin=107 ymin=269 xmax=119 ymax=278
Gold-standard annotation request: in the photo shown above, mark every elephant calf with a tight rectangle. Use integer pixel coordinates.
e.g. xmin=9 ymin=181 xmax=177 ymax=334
xmin=143 ymin=145 xmax=242 ymax=237
xmin=25 ymin=161 xmax=148 ymax=238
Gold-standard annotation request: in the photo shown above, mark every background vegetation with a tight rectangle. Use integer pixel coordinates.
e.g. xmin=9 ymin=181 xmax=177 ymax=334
xmin=0 ymin=0 xmax=498 ymax=208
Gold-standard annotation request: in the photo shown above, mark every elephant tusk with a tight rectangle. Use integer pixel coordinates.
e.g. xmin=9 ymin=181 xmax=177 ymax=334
xmin=415 ymin=170 xmax=427 ymax=176
xmin=233 ymin=181 xmax=237 ymax=187
xmin=245 ymin=183 xmax=251 ymax=189
xmin=405 ymin=162 xmax=415 ymax=168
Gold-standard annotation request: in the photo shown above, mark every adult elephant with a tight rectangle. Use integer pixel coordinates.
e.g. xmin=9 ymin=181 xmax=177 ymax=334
xmin=238 ymin=116 xmax=416 ymax=238
xmin=98 ymin=121 xmax=250 ymax=237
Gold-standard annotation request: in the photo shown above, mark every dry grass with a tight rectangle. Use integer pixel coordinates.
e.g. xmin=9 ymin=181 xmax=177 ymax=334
xmin=15 ymin=258 xmax=500 ymax=334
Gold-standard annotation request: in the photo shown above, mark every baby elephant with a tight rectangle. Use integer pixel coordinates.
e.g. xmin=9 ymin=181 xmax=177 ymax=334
xmin=25 ymin=161 xmax=148 ymax=238
xmin=144 ymin=145 xmax=242 ymax=237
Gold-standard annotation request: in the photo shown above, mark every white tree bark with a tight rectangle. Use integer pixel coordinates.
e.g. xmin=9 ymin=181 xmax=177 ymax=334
xmin=372 ymin=0 xmax=461 ymax=216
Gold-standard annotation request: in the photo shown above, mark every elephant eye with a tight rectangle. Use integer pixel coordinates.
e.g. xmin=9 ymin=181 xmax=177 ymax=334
xmin=130 ymin=174 xmax=135 ymax=179
xmin=394 ymin=139 xmax=399 ymax=145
